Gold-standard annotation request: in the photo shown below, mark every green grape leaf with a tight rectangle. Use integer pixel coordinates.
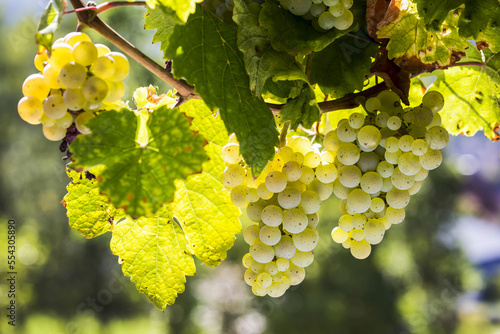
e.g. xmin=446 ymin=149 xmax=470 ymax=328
xmin=63 ymin=167 xmax=125 ymax=239
xmin=144 ymin=7 xmax=177 ymax=58
xmin=233 ymin=0 xmax=308 ymax=97
xmin=280 ymin=85 xmax=320 ymax=130
xmin=69 ymin=107 xmax=207 ymax=219
xmin=415 ymin=0 xmax=464 ymax=32
xmin=310 ymin=34 xmax=378 ymax=98
xmin=458 ymin=0 xmax=500 ymax=53
xmin=110 ymin=206 xmax=195 ymax=309
xmin=36 ymin=0 xmax=65 ymax=52
xmin=259 ymin=0 xmax=363 ymax=55
xmin=377 ymin=1 xmax=468 ymax=73
xmin=146 ymin=0 xmax=202 ymax=23
xmin=430 ymin=44 xmax=500 ymax=139
xmin=165 ymin=5 xmax=279 ymax=174
xmin=170 ymin=100 xmax=241 ymax=266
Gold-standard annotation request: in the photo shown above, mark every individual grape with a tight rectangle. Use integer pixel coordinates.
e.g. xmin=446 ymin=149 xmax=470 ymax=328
xmin=386 ymin=116 xmax=402 ymax=130
xmin=22 ymin=73 xmax=50 ymax=101
xmin=337 ymin=119 xmax=358 ymax=142
xmin=265 ymin=262 xmax=279 ymax=276
xmin=360 ymin=171 xmax=383 ymax=194
xmin=386 ymin=188 xmax=410 ymax=209
xmin=250 ymin=240 xmax=275 ymax=263
xmin=425 ymin=126 xmax=449 ymax=150
xmin=292 ymin=228 xmax=319 ymax=252
xmin=49 ymin=43 xmax=74 ymax=70
xmin=427 ymin=112 xmax=442 ymax=129
xmin=308 ymin=178 xmax=333 ymax=200
xmin=338 ymin=165 xmax=361 ymax=188
xmin=252 ymin=283 xmax=267 ymax=297
xmin=265 ymin=171 xmax=288 ymax=193
xmin=320 ymin=149 xmax=335 ymax=164
xmin=408 ymin=181 xmax=423 ymax=195
xmin=72 ymin=41 xmax=98 ymax=66
xmin=350 ymin=240 xmax=371 ymax=259
xmin=58 ymin=62 xmax=87 ymax=89
xmin=259 ymin=225 xmax=282 ymax=246
xmin=323 ymin=0 xmax=339 ymax=5
xmin=246 ymin=188 xmax=260 ymax=202
xmin=42 ymin=64 xmax=61 ymax=89
xmin=282 ymin=161 xmax=303 ymax=181
xmin=318 ymin=11 xmax=336 ymax=30
xmin=303 ymin=151 xmax=321 ymax=168
xmin=348 ymin=112 xmax=365 ymax=129
xmin=381 ymin=177 xmax=393 ymax=192
xmin=94 ymin=43 xmax=111 ymax=57
xmin=315 ymin=163 xmax=337 ymax=183
xmin=107 ymin=52 xmax=130 ymax=82
xmin=282 ymin=208 xmax=308 ymax=233
xmin=291 ymin=250 xmax=314 ymax=267
xmin=40 ymin=113 xmax=56 ymax=127
xmin=337 ymin=142 xmax=360 ymax=165
xmin=288 ymin=180 xmax=306 ymax=192
xmin=370 ymin=197 xmax=385 ymax=213
xmin=231 ymin=185 xmax=250 ymax=208
xmin=375 ymin=112 xmax=390 ymax=128
xmin=411 ymin=138 xmax=428 ymax=156
xmin=365 ymin=97 xmax=381 ymax=112
xmin=256 ymin=183 xmax=274 ymax=200
xmin=391 ymin=167 xmax=415 ymax=190
xmin=384 ymin=136 xmax=399 ymax=153
xmin=223 ymin=164 xmax=245 ymax=187
xmin=331 ymin=226 xmax=349 ymax=243
xmin=333 ymin=179 xmax=350 ymax=199
xmin=351 ymin=228 xmax=364 ymax=241
xmin=42 ymin=124 xmax=67 ymax=141
xmin=385 ymin=150 xmax=402 ymax=165
xmin=378 ymin=90 xmax=400 ymax=111
xmin=419 ymin=149 xmax=442 ymax=170
xmin=246 ymin=201 xmax=264 ymax=222
xmin=299 ymin=166 xmax=315 ymax=184
xmin=221 ymin=143 xmax=241 ymax=164
xmin=75 ymin=111 xmax=95 ymax=135
xmin=243 ymin=224 xmax=260 ymax=245
xmin=43 ymin=94 xmax=67 ymax=119
xmin=324 ymin=130 xmax=341 ymax=151
xmin=338 ymin=214 xmax=353 ymax=232
xmin=422 ymin=91 xmax=444 ymax=112
xmin=329 ymin=3 xmax=344 ymax=16
xmin=403 ymin=109 xmax=415 ymax=123
xmin=342 ymin=237 xmax=352 ymax=249
xmin=90 ymin=55 xmax=116 ymax=79
xmin=397 ymin=152 xmax=421 ymax=176
xmin=413 ymin=105 xmax=434 ymax=127
xmin=274 ymin=235 xmax=296 ymax=259
xmin=278 ymin=186 xmax=302 ymax=209
xmin=332 ymin=9 xmax=353 ymax=30
xmin=17 ymin=96 xmax=44 ymax=124
xmin=244 ymin=268 xmax=257 ymax=286
xmin=63 ymin=32 xmax=91 ymax=46
xmin=376 ymin=161 xmax=394 ymax=178
xmin=299 ymin=190 xmax=321 ymax=214
xmin=414 ymin=168 xmax=429 ymax=182
xmin=55 ymin=112 xmax=73 ymax=128
xmin=385 ymin=206 xmax=405 ymax=224
xmin=82 ymin=76 xmax=109 ymax=103
xmin=242 ymin=253 xmax=253 ymax=268
xmin=287 ymin=264 xmax=306 ymax=285
xmin=341 ymin=0 xmax=353 ymax=9
xmin=364 ymin=218 xmax=385 ymax=245
xmin=346 ymin=189 xmax=371 ymax=213
xmin=288 ymin=0 xmax=312 ymax=15
xmin=34 ymin=51 xmax=48 ymax=71
xmin=276 ymin=258 xmax=290 ymax=272
xmin=398 ymin=135 xmax=414 ymax=152
xmin=310 ymin=3 xmax=326 ymax=17
xmin=357 ymin=125 xmax=381 ymax=151
xmin=62 ymin=88 xmax=87 ymax=111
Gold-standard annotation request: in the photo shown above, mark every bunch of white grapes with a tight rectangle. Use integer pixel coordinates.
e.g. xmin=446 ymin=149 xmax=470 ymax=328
xmin=279 ymin=0 xmax=354 ymax=31
xmin=17 ymin=32 xmax=129 ymax=141
xmin=222 ymin=134 xmax=337 ymax=297
xmin=329 ymin=90 xmax=449 ymax=259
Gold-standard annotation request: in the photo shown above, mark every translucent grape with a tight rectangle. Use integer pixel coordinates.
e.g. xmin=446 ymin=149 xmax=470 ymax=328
xmin=385 ymin=150 xmax=402 ymax=165
xmin=357 ymin=125 xmax=381 ymax=151
xmin=82 ymin=76 xmax=109 ymax=103
xmin=365 ymin=97 xmax=381 ymax=112
xmin=411 ymin=138 xmax=428 ymax=156
xmin=419 ymin=149 xmax=442 ymax=170
xmin=276 ymin=258 xmax=290 ymax=272
xmin=304 ymin=151 xmax=321 ymax=168
xmin=386 ymin=116 xmax=402 ymax=130
xmin=292 ymin=228 xmax=319 ymax=252
xmin=259 ymin=225 xmax=282 ymax=246
xmin=381 ymin=177 xmax=393 ymax=192
xmin=337 ymin=142 xmax=360 ymax=165
xmin=257 ymin=183 xmax=274 ymax=200
xmin=422 ymin=91 xmax=444 ymax=112
xmin=265 ymin=171 xmax=288 ymax=193
xmin=17 ymin=96 xmax=43 ymax=124
xmin=316 ymin=163 xmax=338 ymax=183
xmin=246 ymin=188 xmax=260 ymax=202
xmin=63 ymin=32 xmax=91 ymax=46
xmin=22 ymin=73 xmax=50 ymax=101
xmin=341 ymin=0 xmax=353 ymax=9
xmin=250 ymin=240 xmax=275 ymax=263
xmin=397 ymin=152 xmax=421 ymax=176
xmin=107 ymin=52 xmax=130 ymax=82
xmin=282 ymin=207 xmax=309 ymax=235
xmin=291 ymin=250 xmax=314 ymax=267
xmin=223 ymin=164 xmax=245 ymax=187
xmin=414 ymin=168 xmax=429 ymax=182
xmin=425 ymin=126 xmax=449 ymax=150
xmin=357 ymin=152 xmax=379 ymax=173
xmin=282 ymin=161 xmax=303 ymax=181
xmin=42 ymin=124 xmax=66 ymax=141
xmin=336 ymin=120 xmax=358 ymax=142
xmin=90 ymin=56 xmax=115 ymax=79
xmin=231 ymin=185 xmax=250 ymax=208
xmin=299 ymin=166 xmax=315 ymax=184
xmin=384 ymin=136 xmax=400 ymax=153
xmin=265 ymin=261 xmax=279 ymax=276
xmin=391 ymin=167 xmax=415 ymax=190
xmin=331 ymin=226 xmax=349 ymax=243
xmin=244 ymin=268 xmax=257 ymax=286
xmin=43 ymin=94 xmax=67 ymax=119
xmin=34 ymin=51 xmax=48 ymax=72
xmin=55 ymin=112 xmax=73 ymax=129
xmin=299 ymin=190 xmax=321 ymax=214
xmin=274 ymin=235 xmax=296 ymax=259
xmin=62 ymin=88 xmax=87 ymax=111
xmin=350 ymin=228 xmax=364 ymax=241
xmin=338 ymin=165 xmax=361 ymax=188
xmin=408 ymin=181 xmax=423 ymax=195
xmin=370 ymin=197 xmax=385 ymax=213
xmin=350 ymin=240 xmax=371 ymax=259
xmin=49 ymin=43 xmax=74 ymax=70
xmin=243 ymin=224 xmax=260 ymax=245
xmin=72 ymin=41 xmax=98 ymax=66
xmin=364 ymin=218 xmax=385 ymax=245
xmin=427 ymin=112 xmax=441 ymax=129
xmin=318 ymin=11 xmax=336 ymax=30
xmin=75 ymin=111 xmax=95 ymax=134
xmin=40 ymin=113 xmax=56 ymax=127
xmin=323 ymin=0 xmax=339 ymax=5
xmin=307 ymin=213 xmax=319 ymax=228
xmin=360 ymin=171 xmax=383 ymax=194
xmin=348 ymin=112 xmax=365 ymax=129
xmin=320 ymin=149 xmax=335 ymax=164
xmin=386 ymin=188 xmax=410 ymax=209
xmin=242 ymin=253 xmax=253 ymax=268
xmin=246 ymin=201 xmax=264 ymax=222
xmin=346 ymin=189 xmax=371 ymax=213
xmin=413 ymin=105 xmax=434 ymax=127
xmin=58 ymin=62 xmax=87 ymax=89
xmin=288 ymin=0 xmax=312 ymax=16
xmin=333 ymin=179 xmax=350 ymax=200
xmin=287 ymin=264 xmax=306 ymax=285
xmin=257 ymin=272 xmax=272 ymax=288
xmin=376 ymin=161 xmax=394 ymax=178
xmin=324 ymin=130 xmax=342 ymax=151
xmin=338 ymin=214 xmax=353 ymax=232
xmin=329 ymin=3 xmax=344 ymax=16
xmin=278 ymin=186 xmax=302 ymax=209
xmin=398 ymin=135 xmax=414 ymax=152
xmin=375 ymin=112 xmax=390 ymax=128
xmin=289 ymin=136 xmax=312 ymax=155
xmin=385 ymin=206 xmax=405 ymax=224
xmin=332 ymin=9 xmax=353 ymax=30
xmin=308 ymin=178 xmax=333 ymax=200
xmin=42 ymin=64 xmax=61 ymax=89
xmin=105 ymin=81 xmax=125 ymax=103
xmin=310 ymin=3 xmax=326 ymax=17
xmin=221 ymin=143 xmax=241 ymax=164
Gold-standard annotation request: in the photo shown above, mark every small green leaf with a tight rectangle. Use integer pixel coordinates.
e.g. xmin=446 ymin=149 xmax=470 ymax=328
xmin=144 ymin=7 xmax=177 ymax=58
xmin=110 ymin=206 xmax=196 ymax=309
xmin=165 ymin=5 xmax=279 ymax=174
xmin=70 ymin=107 xmax=207 ymax=218
xmin=310 ymin=34 xmax=378 ymax=98
xmin=280 ymin=85 xmax=320 ymax=130
xmin=259 ymin=0 xmax=362 ymax=55
xmin=430 ymin=44 xmax=500 ymax=139
xmin=459 ymin=0 xmax=500 ymax=52
xmin=171 ymin=100 xmax=242 ymax=266
xmin=36 ymin=0 xmax=65 ymax=52
xmin=63 ymin=167 xmax=125 ymax=239
xmin=146 ymin=0 xmax=202 ymax=23
xmin=377 ymin=2 xmax=468 ymax=69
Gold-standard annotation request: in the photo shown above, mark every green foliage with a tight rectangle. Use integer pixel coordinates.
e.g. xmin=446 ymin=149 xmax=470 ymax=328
xmin=70 ymin=106 xmax=207 ymax=219
xmin=458 ymin=0 xmax=500 ymax=53
xmin=64 ymin=167 xmax=125 ymax=238
xmin=144 ymin=8 xmax=176 ymax=59
xmin=164 ymin=5 xmax=280 ymax=174
xmin=36 ymin=0 xmax=65 ymax=52
xmin=146 ymin=0 xmax=203 ymax=23
xmin=430 ymin=43 xmax=500 ymax=139
xmin=415 ymin=0 xmax=464 ymax=31
xmin=110 ymin=205 xmax=196 ymax=309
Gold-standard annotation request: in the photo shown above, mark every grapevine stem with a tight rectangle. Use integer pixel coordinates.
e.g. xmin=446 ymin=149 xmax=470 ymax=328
xmin=67 ymin=0 xmax=196 ymax=98
xmin=346 ymin=32 xmax=383 ymax=46
xmin=65 ymin=1 xmax=147 ymax=14
xmin=449 ymin=61 xmax=485 ymax=68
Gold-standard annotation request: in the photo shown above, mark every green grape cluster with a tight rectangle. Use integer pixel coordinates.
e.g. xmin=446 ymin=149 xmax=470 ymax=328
xmin=329 ymin=90 xmax=449 ymax=259
xmin=222 ymin=134 xmax=337 ymax=297
xmin=17 ymin=32 xmax=129 ymax=141
xmin=279 ymin=0 xmax=354 ymax=31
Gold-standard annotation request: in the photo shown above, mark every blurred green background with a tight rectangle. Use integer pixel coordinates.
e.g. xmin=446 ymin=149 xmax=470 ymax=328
xmin=1 ymin=1 xmax=500 ymax=334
